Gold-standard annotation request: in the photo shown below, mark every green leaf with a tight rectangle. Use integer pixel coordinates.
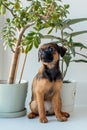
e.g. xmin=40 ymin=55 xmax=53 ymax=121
xmin=64 ymin=4 xmax=70 ymax=9
xmin=43 ymin=35 xmax=61 ymax=40
xmin=72 ymin=59 xmax=87 ymax=63
xmin=76 ymin=52 xmax=87 ymax=58
xmin=0 ymin=5 xmax=6 ymax=14
xmin=38 ymin=33 xmax=44 ymax=38
xmin=6 ymin=18 xmax=10 ymax=23
xmin=21 ymin=47 xmax=25 ymax=53
xmin=33 ymin=36 xmax=41 ymax=48
xmin=25 ymin=44 xmax=33 ymax=54
xmin=47 ymin=28 xmax=53 ymax=34
xmin=70 ymin=47 xmax=75 ymax=57
xmin=63 ymin=53 xmax=72 ymax=67
xmin=33 ymin=41 xmax=39 ymax=48
xmin=66 ymin=18 xmax=87 ymax=26
xmin=14 ymin=1 xmax=22 ymax=10
xmin=64 ymin=18 xmax=87 ymax=29
xmin=70 ymin=30 xmax=87 ymax=37
xmin=28 ymin=31 xmax=36 ymax=36
xmin=0 ymin=0 xmax=2 ymax=5
xmin=72 ymin=42 xmax=87 ymax=49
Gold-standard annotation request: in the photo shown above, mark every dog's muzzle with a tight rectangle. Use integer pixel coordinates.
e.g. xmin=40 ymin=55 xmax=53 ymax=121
xmin=40 ymin=48 xmax=53 ymax=63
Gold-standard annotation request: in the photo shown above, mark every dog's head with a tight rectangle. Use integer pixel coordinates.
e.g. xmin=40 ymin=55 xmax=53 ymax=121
xmin=38 ymin=43 xmax=67 ymax=67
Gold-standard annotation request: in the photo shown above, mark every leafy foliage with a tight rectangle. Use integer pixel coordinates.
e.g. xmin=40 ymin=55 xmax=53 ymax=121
xmin=22 ymin=31 xmax=43 ymax=53
xmin=0 ymin=0 xmax=87 ymax=80
xmin=0 ymin=0 xmax=70 ymax=53
xmin=43 ymin=17 xmax=87 ymax=78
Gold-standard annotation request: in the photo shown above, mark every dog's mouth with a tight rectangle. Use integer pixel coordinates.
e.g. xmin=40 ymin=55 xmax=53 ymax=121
xmin=41 ymin=57 xmax=53 ymax=63
xmin=41 ymin=53 xmax=53 ymax=63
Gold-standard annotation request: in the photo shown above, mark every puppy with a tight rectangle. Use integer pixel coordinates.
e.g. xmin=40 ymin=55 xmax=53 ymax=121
xmin=28 ymin=43 xmax=70 ymax=123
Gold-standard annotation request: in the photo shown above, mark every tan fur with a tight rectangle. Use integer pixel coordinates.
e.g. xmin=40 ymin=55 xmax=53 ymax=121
xmin=28 ymin=43 xmax=70 ymax=123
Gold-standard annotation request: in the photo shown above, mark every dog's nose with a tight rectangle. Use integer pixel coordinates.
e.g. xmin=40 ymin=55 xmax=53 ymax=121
xmin=39 ymin=47 xmax=54 ymax=63
xmin=41 ymin=48 xmax=53 ymax=62
xmin=42 ymin=49 xmax=51 ymax=58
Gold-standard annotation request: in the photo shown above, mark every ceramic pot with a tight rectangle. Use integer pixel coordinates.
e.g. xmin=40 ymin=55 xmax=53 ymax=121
xmin=0 ymin=80 xmax=28 ymax=117
xmin=61 ymin=81 xmax=76 ymax=112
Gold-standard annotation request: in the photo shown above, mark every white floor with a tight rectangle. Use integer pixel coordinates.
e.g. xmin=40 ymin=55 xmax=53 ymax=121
xmin=0 ymin=106 xmax=87 ymax=130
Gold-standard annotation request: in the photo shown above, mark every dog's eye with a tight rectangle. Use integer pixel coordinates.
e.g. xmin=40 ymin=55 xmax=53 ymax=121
xmin=48 ymin=47 xmax=53 ymax=52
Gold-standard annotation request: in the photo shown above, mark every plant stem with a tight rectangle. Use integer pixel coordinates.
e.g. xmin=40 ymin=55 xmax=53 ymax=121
xmin=61 ymin=29 xmax=64 ymax=75
xmin=19 ymin=54 xmax=27 ymax=84
xmin=2 ymin=2 xmax=15 ymax=17
xmin=63 ymin=65 xmax=68 ymax=79
xmin=7 ymin=21 xmax=35 ymax=84
xmin=7 ymin=45 xmax=20 ymax=84
xmin=61 ymin=59 xmax=63 ymax=74
xmin=76 ymin=52 xmax=87 ymax=58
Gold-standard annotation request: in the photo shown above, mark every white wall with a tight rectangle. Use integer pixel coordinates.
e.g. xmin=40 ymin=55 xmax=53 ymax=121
xmin=0 ymin=16 xmax=5 ymax=79
xmin=63 ymin=0 xmax=87 ymax=82
xmin=0 ymin=0 xmax=87 ymax=106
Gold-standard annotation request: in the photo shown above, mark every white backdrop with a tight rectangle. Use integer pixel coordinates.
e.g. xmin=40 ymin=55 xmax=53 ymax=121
xmin=0 ymin=0 xmax=87 ymax=106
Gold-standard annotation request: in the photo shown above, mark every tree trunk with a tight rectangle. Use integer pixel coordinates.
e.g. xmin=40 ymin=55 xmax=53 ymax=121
xmin=7 ymin=28 xmax=23 ymax=84
xmin=7 ymin=22 xmax=35 ymax=84
xmin=7 ymin=47 xmax=20 ymax=84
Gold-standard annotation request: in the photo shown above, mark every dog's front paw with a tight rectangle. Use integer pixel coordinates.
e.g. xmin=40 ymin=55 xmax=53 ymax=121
xmin=40 ymin=117 xmax=48 ymax=123
xmin=57 ymin=116 xmax=68 ymax=122
xmin=61 ymin=112 xmax=70 ymax=118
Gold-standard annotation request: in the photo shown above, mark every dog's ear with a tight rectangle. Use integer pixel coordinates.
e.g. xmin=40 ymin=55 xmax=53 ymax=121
xmin=57 ymin=46 xmax=67 ymax=57
xmin=38 ymin=49 xmax=41 ymax=62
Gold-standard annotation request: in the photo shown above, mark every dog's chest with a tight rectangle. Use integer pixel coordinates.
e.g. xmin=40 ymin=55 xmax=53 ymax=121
xmin=44 ymin=87 xmax=54 ymax=100
xmin=43 ymin=66 xmax=62 ymax=82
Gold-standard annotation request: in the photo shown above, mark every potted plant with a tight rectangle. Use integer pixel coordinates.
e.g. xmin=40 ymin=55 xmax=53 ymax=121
xmin=0 ymin=0 xmax=66 ymax=117
xmin=39 ymin=1 xmax=87 ymax=112
xmin=0 ymin=0 xmax=87 ymax=117
xmin=0 ymin=0 xmax=74 ymax=117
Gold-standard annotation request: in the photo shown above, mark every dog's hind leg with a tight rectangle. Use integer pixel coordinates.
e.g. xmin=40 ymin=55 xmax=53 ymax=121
xmin=28 ymin=112 xmax=37 ymax=119
xmin=28 ymin=100 xmax=38 ymax=119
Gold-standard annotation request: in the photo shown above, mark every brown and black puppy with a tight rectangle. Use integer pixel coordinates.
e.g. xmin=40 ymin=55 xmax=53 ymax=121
xmin=28 ymin=43 xmax=70 ymax=123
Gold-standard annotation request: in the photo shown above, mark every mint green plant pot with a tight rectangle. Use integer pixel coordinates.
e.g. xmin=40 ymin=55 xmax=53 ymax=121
xmin=0 ymin=80 xmax=28 ymax=118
